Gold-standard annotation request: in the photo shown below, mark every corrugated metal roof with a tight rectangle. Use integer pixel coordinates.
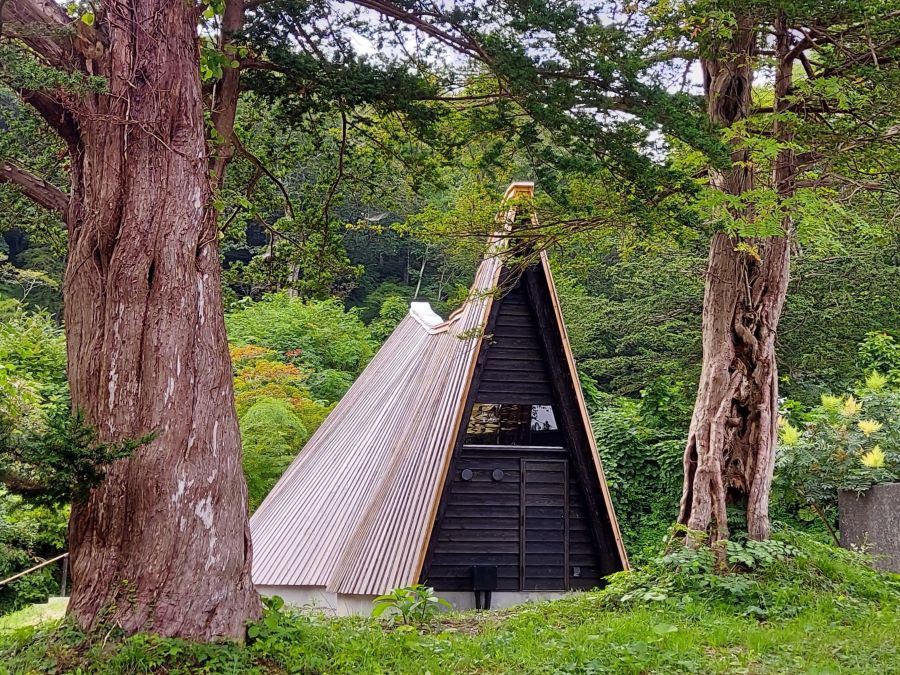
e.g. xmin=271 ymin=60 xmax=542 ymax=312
xmin=250 ymin=245 xmax=503 ymax=595
xmin=249 ymin=182 xmax=628 ymax=595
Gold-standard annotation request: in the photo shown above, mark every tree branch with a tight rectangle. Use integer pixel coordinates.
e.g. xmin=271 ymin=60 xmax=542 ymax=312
xmin=821 ymin=35 xmax=900 ymax=77
xmin=210 ymin=0 xmax=245 ymax=185
xmin=350 ymin=1 xmax=484 ymax=61
xmin=321 ymin=110 xmax=347 ymax=226
xmin=231 ymin=132 xmax=296 ymax=220
xmin=20 ymin=89 xmax=80 ymax=147
xmin=786 ymin=11 xmax=900 ymax=61
xmin=0 ymin=0 xmax=83 ymax=72
xmin=0 ymin=159 xmax=69 ymax=214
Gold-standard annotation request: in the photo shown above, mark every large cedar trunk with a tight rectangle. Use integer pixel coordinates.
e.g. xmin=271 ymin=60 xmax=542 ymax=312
xmin=677 ymin=15 xmax=791 ymax=543
xmin=56 ymin=0 xmax=260 ymax=638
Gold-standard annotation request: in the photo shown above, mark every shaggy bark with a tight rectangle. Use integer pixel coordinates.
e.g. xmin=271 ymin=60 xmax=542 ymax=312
xmin=678 ymin=14 xmax=791 ymax=544
xmin=678 ymin=234 xmax=789 ymax=543
xmin=2 ymin=0 xmax=260 ymax=638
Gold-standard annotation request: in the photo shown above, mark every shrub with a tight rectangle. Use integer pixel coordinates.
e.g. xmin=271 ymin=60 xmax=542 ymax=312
xmin=226 ymin=294 xmax=375 ymax=375
xmin=306 ymin=368 xmax=354 ymax=403
xmin=4 ymin=529 xmax=897 ymax=674
xmin=0 ymin=302 xmax=67 ymax=431
xmin=858 ymin=331 xmax=900 ymax=385
xmin=230 ymin=346 xmax=334 ymax=507
xmin=601 ymin=527 xmax=897 ymax=621
xmin=371 ymin=585 xmax=451 ymax=625
xmin=369 ymin=295 xmax=408 ymax=342
xmin=240 ymin=397 xmax=309 ymax=510
xmin=777 ymin=372 xmax=900 ymax=522
xmin=590 ymin=384 xmax=687 ymax=562
xmin=0 ymin=492 xmax=68 ymax=614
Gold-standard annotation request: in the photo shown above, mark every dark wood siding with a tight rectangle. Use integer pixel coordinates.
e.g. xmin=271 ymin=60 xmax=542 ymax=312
xmin=421 ymin=268 xmax=622 ymax=594
xmin=425 ymin=446 xmax=524 ymax=591
xmin=424 ymin=446 xmax=610 ymax=592
xmin=567 ymin=469 xmax=609 ymax=589
xmin=522 ymin=459 xmax=567 ymax=590
xmin=477 ymin=284 xmax=553 ymax=405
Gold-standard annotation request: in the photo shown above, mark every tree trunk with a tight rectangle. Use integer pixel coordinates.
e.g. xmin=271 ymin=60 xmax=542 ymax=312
xmin=678 ymin=234 xmax=789 ymax=543
xmin=57 ymin=0 xmax=259 ymax=638
xmin=678 ymin=14 xmax=791 ymax=544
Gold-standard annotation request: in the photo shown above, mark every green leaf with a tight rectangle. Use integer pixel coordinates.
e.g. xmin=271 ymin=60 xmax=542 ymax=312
xmin=81 ymin=12 xmax=95 ymax=26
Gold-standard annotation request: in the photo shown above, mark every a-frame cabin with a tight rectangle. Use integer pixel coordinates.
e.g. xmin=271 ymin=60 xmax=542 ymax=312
xmin=250 ymin=183 xmax=627 ymax=614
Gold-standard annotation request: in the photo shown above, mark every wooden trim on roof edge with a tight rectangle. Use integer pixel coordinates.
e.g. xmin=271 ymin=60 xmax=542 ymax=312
xmin=536 ymin=246 xmax=630 ymax=569
xmin=410 ymin=246 xmax=506 ymax=585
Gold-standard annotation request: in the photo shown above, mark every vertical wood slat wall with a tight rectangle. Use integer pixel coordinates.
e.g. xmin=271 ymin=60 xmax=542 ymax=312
xmin=423 ymin=453 xmax=611 ymax=591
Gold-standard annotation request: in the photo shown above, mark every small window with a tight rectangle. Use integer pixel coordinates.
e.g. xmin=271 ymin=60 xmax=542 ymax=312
xmin=465 ymin=403 xmax=562 ymax=446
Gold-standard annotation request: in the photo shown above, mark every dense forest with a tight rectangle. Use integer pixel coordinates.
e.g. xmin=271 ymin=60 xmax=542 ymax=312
xmin=0 ymin=0 xmax=899 ymax=671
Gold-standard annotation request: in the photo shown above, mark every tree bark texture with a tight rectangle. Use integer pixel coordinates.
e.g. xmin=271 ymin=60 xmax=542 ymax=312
xmin=678 ymin=14 xmax=791 ymax=544
xmin=4 ymin=0 xmax=260 ymax=638
xmin=678 ymin=233 xmax=789 ymax=543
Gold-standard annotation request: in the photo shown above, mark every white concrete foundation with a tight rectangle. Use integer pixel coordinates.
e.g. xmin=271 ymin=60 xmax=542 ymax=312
xmin=256 ymin=585 xmax=569 ymax=616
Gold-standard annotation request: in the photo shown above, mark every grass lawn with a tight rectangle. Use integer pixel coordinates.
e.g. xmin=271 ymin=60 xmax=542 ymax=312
xmin=1 ymin=532 xmax=898 ymax=674
xmin=0 ymin=597 xmax=67 ymax=633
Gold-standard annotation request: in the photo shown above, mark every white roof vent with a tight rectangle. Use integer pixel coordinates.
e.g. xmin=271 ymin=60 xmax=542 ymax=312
xmin=409 ymin=302 xmax=443 ymax=330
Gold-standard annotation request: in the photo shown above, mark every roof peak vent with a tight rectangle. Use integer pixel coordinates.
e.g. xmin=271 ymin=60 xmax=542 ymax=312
xmin=503 ymin=181 xmax=534 ymax=202
xmin=409 ymin=302 xmax=444 ymax=330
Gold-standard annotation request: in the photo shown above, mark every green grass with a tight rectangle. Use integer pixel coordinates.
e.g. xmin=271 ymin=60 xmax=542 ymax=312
xmin=0 ymin=596 xmax=67 ymax=632
xmin=1 ymin=532 xmax=899 ymax=674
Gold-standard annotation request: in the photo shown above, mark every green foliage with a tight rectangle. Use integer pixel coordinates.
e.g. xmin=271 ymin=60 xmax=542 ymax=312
xmin=602 ymin=527 xmax=894 ymax=622
xmin=553 ymin=229 xmax=900 ymax=406
xmin=226 ymin=294 xmax=375 ymax=382
xmin=369 ymin=295 xmax=408 ymax=342
xmin=0 ymin=567 xmax=56 ymax=617
xmin=305 ymin=369 xmax=354 ymax=404
xmin=0 ymin=47 xmax=106 ymax=96
xmin=0 ymin=95 xmax=67 ymax=316
xmin=779 ymin=248 xmax=900 ymax=402
xmin=353 ymin=282 xmax=412 ymax=323
xmin=230 ymin=345 xmax=333 ymax=509
xmin=777 ymin=373 xmax=900 ymax=515
xmin=371 ymin=585 xmax=452 ymax=625
xmin=554 ymin=253 xmax=706 ymax=397
xmin=0 ymin=303 xmax=151 ymax=612
xmin=0 ymin=303 xmax=70 ymax=611
xmin=589 ymin=383 xmax=689 ymax=562
xmin=240 ymin=397 xmax=308 ymax=511
xmin=0 ymin=302 xmax=66 ymax=407
xmin=0 ymin=410 xmax=150 ymax=506
xmin=0 ymin=257 xmax=59 ymax=315
xmin=0 ymin=302 xmax=143 ymax=504
xmin=0 ymin=596 xmax=67 ymax=631
xmin=217 ymin=98 xmax=429 ymax=302
xmin=0 ymin=492 xmax=68 ymax=615
xmin=859 ymin=332 xmax=900 ymax=385
xmin=722 ymin=539 xmax=802 ymax=572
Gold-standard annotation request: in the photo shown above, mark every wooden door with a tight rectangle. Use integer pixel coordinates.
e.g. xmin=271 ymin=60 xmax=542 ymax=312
xmin=521 ymin=459 xmax=568 ymax=590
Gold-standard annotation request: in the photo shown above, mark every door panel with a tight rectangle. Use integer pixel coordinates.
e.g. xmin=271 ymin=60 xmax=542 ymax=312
xmin=522 ymin=459 xmax=568 ymax=590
